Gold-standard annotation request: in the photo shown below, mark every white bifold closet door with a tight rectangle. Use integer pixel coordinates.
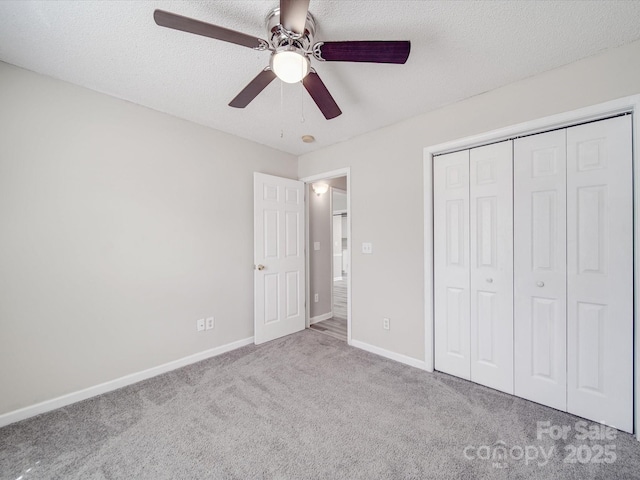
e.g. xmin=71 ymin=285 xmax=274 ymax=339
xmin=566 ymin=116 xmax=633 ymax=432
xmin=434 ymin=150 xmax=471 ymax=380
xmin=513 ymin=115 xmax=633 ymax=432
xmin=469 ymin=142 xmax=514 ymax=394
xmin=437 ymin=115 xmax=633 ymax=432
xmin=514 ymin=129 xmax=568 ymax=411
xmin=434 ymin=142 xmax=514 ymax=394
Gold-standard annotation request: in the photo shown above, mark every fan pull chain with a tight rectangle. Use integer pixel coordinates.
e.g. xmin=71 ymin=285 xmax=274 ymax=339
xmin=300 ymin=62 xmax=305 ymax=123
xmin=280 ymin=80 xmax=284 ymax=138
xmin=300 ymin=79 xmax=305 ymax=123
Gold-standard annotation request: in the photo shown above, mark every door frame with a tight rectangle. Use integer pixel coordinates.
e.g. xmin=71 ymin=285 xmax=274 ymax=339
xmin=424 ymin=94 xmax=640 ymax=440
xmin=300 ymin=168 xmax=352 ymax=344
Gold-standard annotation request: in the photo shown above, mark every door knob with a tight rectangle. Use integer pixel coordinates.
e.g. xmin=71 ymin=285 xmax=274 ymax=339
xmin=537 ymin=281 xmax=544 ymax=287
xmin=486 ymin=278 xmax=493 ymax=283
xmin=256 ymin=264 xmax=265 ymax=271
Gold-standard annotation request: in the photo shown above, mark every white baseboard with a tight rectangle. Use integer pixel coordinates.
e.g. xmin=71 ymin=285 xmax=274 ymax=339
xmin=309 ymin=312 xmax=333 ymax=325
xmin=0 ymin=336 xmax=254 ymax=428
xmin=350 ymin=339 xmax=429 ymax=371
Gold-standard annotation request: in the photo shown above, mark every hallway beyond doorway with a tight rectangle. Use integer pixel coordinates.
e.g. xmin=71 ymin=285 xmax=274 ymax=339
xmin=309 ymin=276 xmax=347 ymax=341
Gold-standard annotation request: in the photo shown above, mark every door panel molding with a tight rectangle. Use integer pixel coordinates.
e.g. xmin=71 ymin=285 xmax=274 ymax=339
xmin=566 ymin=115 xmax=633 ymax=432
xmin=514 ymin=128 xmax=567 ymax=411
xmin=469 ymin=141 xmax=514 ymax=394
xmin=434 ymin=150 xmax=471 ymax=379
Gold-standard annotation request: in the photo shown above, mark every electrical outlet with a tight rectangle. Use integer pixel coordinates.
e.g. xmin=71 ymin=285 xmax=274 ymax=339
xmin=205 ymin=317 xmax=214 ymax=330
xmin=383 ymin=317 xmax=390 ymax=330
xmin=314 ymin=293 xmax=319 ymax=303
xmin=362 ymin=242 xmax=373 ymax=254
xmin=197 ymin=318 xmax=205 ymax=332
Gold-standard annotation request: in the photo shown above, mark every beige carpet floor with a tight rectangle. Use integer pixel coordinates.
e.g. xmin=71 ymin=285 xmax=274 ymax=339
xmin=2 ymin=330 xmax=640 ymax=479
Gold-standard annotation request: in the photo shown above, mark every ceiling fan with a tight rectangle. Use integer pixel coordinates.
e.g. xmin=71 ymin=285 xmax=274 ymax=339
xmin=154 ymin=0 xmax=410 ymax=120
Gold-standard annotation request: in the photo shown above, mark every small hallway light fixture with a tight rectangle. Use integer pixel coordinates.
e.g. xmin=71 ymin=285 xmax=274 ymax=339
xmin=312 ymin=183 xmax=329 ymax=196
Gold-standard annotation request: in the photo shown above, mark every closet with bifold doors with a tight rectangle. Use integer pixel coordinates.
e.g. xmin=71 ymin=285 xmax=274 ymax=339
xmin=434 ymin=115 xmax=634 ymax=433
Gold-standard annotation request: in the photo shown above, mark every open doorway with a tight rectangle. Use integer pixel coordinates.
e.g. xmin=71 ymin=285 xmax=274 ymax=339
xmin=301 ymin=169 xmax=351 ymax=343
xmin=331 ymin=188 xmax=348 ymax=323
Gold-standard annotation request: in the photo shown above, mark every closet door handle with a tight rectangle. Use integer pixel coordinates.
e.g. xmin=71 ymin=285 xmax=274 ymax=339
xmin=536 ymin=281 xmax=545 ymax=287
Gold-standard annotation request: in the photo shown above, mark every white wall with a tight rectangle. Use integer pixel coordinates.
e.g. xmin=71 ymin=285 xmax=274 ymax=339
xmin=298 ymin=39 xmax=640 ymax=362
xmin=0 ymin=62 xmax=297 ymax=415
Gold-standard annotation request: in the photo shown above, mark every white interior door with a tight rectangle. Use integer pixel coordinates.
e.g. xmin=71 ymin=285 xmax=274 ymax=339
xmin=566 ymin=115 xmax=634 ymax=432
xmin=254 ymin=173 xmax=306 ymax=345
xmin=434 ymin=150 xmax=471 ymax=379
xmin=514 ymin=130 xmax=567 ymax=411
xmin=470 ymin=141 xmax=514 ymax=394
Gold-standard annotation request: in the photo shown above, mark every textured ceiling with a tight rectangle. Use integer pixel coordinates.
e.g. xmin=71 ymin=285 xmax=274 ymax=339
xmin=1 ymin=1 xmax=640 ymax=155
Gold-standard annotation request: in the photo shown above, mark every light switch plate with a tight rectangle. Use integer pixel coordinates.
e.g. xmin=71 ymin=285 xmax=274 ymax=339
xmin=314 ymin=242 xmax=320 ymax=251
xmin=362 ymin=242 xmax=373 ymax=254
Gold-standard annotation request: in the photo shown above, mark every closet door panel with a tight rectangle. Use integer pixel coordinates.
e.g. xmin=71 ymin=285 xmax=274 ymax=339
xmin=514 ymin=130 xmax=567 ymax=411
xmin=434 ymin=150 xmax=471 ymax=379
xmin=566 ymin=115 xmax=633 ymax=432
xmin=470 ymin=141 xmax=514 ymax=394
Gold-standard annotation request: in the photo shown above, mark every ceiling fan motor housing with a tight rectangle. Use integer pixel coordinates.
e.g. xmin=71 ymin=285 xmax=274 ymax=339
xmin=266 ymin=7 xmax=316 ymax=52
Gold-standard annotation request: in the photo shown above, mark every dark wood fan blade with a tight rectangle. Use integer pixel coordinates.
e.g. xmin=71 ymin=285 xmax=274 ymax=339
xmin=229 ymin=69 xmax=277 ymax=108
xmin=303 ymin=71 xmax=342 ymax=120
xmin=280 ymin=0 xmax=310 ymax=35
xmin=154 ymin=10 xmax=267 ymax=50
xmin=314 ymin=41 xmax=411 ymax=64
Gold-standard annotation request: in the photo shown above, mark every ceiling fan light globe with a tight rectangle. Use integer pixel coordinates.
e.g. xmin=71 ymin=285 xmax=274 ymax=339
xmin=271 ymin=49 xmax=310 ymax=83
